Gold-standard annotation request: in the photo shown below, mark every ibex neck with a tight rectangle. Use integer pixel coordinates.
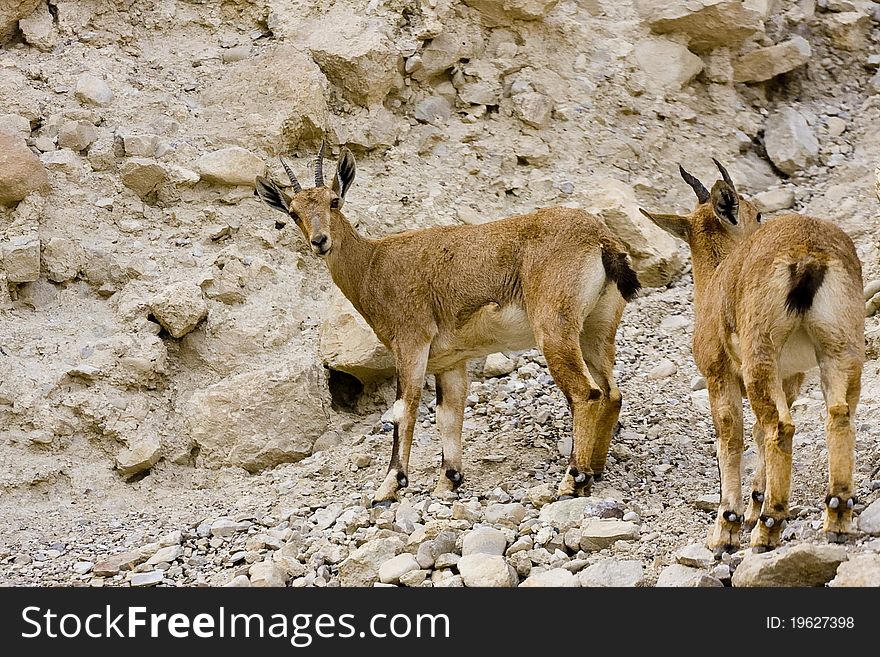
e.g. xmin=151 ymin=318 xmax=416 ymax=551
xmin=324 ymin=214 xmax=375 ymax=308
xmin=690 ymin=234 xmax=730 ymax=317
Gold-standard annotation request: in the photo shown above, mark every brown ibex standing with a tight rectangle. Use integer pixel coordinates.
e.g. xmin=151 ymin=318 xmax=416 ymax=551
xmin=255 ymin=143 xmax=640 ymax=504
xmin=640 ymin=160 xmax=864 ymax=554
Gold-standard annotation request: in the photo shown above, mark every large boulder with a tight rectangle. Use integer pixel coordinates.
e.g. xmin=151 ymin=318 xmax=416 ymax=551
xmin=196 ymin=147 xmax=265 ymax=186
xmin=0 ymin=134 xmax=49 ymax=206
xmin=764 ymin=108 xmax=819 ymax=175
xmin=149 ymin=282 xmax=208 ymax=338
xmin=732 ymin=544 xmax=847 ymax=587
xmin=187 ymin=362 xmax=331 ymax=472
xmin=733 ymin=36 xmax=812 ymax=83
xmin=0 ymin=0 xmax=41 ymax=44
xmin=319 ymin=291 xmax=395 ymax=384
xmin=199 ymin=45 xmax=328 ymax=153
xmin=634 ymin=39 xmax=704 ymax=92
xmin=581 ymin=178 xmax=684 ymax=287
xmin=635 ymin=0 xmax=765 ymax=52
xmin=829 ymin=554 xmax=880 ymax=587
xmin=2 ymin=234 xmax=40 ymax=283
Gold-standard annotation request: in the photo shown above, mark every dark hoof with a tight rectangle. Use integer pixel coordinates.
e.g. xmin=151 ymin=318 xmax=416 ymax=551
xmin=592 ymin=471 xmax=604 ymax=482
xmin=444 ymin=468 xmax=463 ymax=490
xmin=371 ymin=499 xmax=394 ymax=509
xmin=752 ymin=545 xmax=772 ymax=554
xmin=558 ymin=494 xmax=575 ymax=501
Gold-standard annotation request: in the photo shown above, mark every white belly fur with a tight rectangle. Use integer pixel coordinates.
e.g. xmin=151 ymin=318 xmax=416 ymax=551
xmin=730 ymin=328 xmax=818 ymax=380
xmin=428 ymin=303 xmax=536 ymax=371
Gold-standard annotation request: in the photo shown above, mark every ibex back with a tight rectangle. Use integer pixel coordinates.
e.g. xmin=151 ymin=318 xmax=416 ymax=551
xmin=255 ymin=143 xmax=640 ymax=504
xmin=641 ymin=160 xmax=864 ymax=554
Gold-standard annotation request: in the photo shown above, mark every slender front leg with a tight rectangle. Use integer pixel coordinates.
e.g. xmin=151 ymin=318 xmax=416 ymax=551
xmin=706 ymin=368 xmax=745 ymax=557
xmin=373 ymin=344 xmax=430 ymax=505
xmin=432 ymin=362 xmax=468 ymax=498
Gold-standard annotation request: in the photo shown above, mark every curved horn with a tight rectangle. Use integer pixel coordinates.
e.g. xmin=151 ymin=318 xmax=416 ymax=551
xmin=712 ymin=158 xmax=736 ymax=190
xmin=279 ymin=156 xmax=302 ymax=194
xmin=678 ymin=164 xmax=709 ymax=204
xmin=314 ymin=140 xmax=326 ymax=187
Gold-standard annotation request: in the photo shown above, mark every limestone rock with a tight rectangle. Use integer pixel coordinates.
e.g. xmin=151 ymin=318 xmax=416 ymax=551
xmin=187 ymin=362 xmax=330 ymax=472
xmin=858 ymin=499 xmax=880 ymax=535
xmin=579 ymin=519 xmax=640 ymax=551
xmin=0 ymin=0 xmax=40 ymax=44
xmin=319 ymin=291 xmax=394 ymax=384
xmin=675 ymin=543 xmax=715 ymax=568
xmin=75 ymin=74 xmax=114 ymax=106
xmin=249 ymin=560 xmax=289 ymax=587
xmin=825 ymin=11 xmax=871 ymax=51
xmin=378 ymin=554 xmax=421 ymax=585
xmin=411 ymin=26 xmax=484 ymax=82
xmin=732 ymin=544 xmax=847 ymax=587
xmin=115 ymin=434 xmax=161 ymax=476
xmin=415 ymin=96 xmax=453 ymax=126
xmin=0 ymin=134 xmax=49 ymax=206
xmin=634 ymin=39 xmax=704 ymax=91
xmin=2 ymin=235 xmax=40 ymax=283
xmin=829 ymin=554 xmax=880 ymax=587
xmin=764 ymin=108 xmax=819 ymax=175
xmin=307 ymin=13 xmax=402 ymax=106
xmin=657 ymin=564 xmax=722 ymax=587
xmin=120 ymin=158 xmax=169 ymax=200
xmin=483 ymin=353 xmax=516 ymax=377
xmin=753 ymin=188 xmax=796 ymax=213
xmin=461 ymin=0 xmax=559 ymax=26
xmin=635 ymin=0 xmax=765 ymax=52
xmin=512 ymin=92 xmax=553 ymax=129
xmin=538 ymin=497 xmax=624 ymax=528
xmin=149 ymin=282 xmax=208 ymax=338
xmin=461 ymin=526 xmax=508 ymax=556
xmin=733 ymin=37 xmax=812 ymax=83
xmin=338 ymin=536 xmax=405 ymax=587
xmin=196 ymin=147 xmax=265 ymax=186
xmin=18 ymin=2 xmax=56 ymax=51
xmin=0 ymin=113 xmax=30 ymax=138
xmin=579 ymin=559 xmax=645 ymax=587
xmin=520 ymin=568 xmax=578 ymax=587
xmin=146 ymin=545 xmax=184 ymax=565
xmin=457 ymin=554 xmax=517 ymax=587
xmin=582 ymin=177 xmax=684 ymax=287
xmin=42 ymin=237 xmax=85 ymax=283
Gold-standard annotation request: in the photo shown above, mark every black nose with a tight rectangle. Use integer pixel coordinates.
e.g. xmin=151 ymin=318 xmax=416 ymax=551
xmin=311 ymin=234 xmax=329 ymax=249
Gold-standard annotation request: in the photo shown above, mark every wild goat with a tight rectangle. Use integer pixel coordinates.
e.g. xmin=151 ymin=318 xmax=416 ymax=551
xmin=255 ymin=143 xmax=640 ymax=504
xmin=640 ymin=160 xmax=864 ymax=554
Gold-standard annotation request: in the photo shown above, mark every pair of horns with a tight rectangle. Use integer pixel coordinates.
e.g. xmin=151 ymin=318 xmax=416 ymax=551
xmin=679 ymin=159 xmax=735 ymax=203
xmin=278 ymin=141 xmax=327 ymax=193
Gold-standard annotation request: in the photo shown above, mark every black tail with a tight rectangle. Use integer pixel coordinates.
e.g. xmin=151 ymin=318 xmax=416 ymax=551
xmin=601 ymin=245 xmax=641 ymax=302
xmin=785 ymin=260 xmax=826 ymax=315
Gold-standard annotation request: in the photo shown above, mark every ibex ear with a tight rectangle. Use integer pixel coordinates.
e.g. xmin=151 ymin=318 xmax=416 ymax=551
xmin=331 ymin=148 xmax=356 ymax=206
xmin=254 ymin=176 xmax=290 ymax=214
xmin=710 ymin=180 xmax=739 ymax=226
xmin=639 ymin=209 xmax=691 ymax=243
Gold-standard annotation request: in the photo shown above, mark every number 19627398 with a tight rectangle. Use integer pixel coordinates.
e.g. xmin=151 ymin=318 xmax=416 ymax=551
xmin=766 ymin=617 xmax=854 ymax=629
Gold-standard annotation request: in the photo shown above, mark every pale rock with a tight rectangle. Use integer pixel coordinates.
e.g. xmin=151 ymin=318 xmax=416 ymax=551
xmin=764 ymin=108 xmax=819 ymax=175
xmin=858 ymin=499 xmax=880 ymax=535
xmin=398 ymin=569 xmax=429 ymax=587
xmin=434 ymin=575 xmax=464 ymax=587
xmin=130 ymin=571 xmax=164 ymax=587
xmin=120 ymin=158 xmax=169 ymax=200
xmin=93 ymin=551 xmax=143 ymax=576
xmin=3 ymin=235 xmax=40 ymax=283
xmin=825 ymin=11 xmax=871 ymax=51
xmin=57 ymin=120 xmax=97 ymax=152
xmin=648 ymin=358 xmax=677 ymax=380
xmin=634 ymin=39 xmax=704 ymax=91
xmin=412 ymin=26 xmax=484 ymax=82
xmin=210 ymin=518 xmax=251 ymax=537
xmin=350 ymin=453 xmax=373 ymax=468
xmin=753 ymin=189 xmax=795 ymax=213
xmin=457 ymin=554 xmax=517 ymax=587
xmin=307 ymin=13 xmax=402 ymax=106
xmin=313 ymin=503 xmax=344 ymax=531
xmin=188 ymin=362 xmax=330 ymax=472
xmin=513 ymin=135 xmax=550 ymax=165
xmin=249 ymin=560 xmax=289 ymax=587
xmin=732 ymin=544 xmax=847 ymax=587
xmin=526 ymin=483 xmax=557 ymax=508
xmin=146 ymin=545 xmax=184 ymax=565
xmin=149 ymin=282 xmax=208 ymax=338
xmin=415 ymin=96 xmax=452 ymax=126
xmin=115 ymin=435 xmax=161 ymax=476
xmin=75 ymin=74 xmax=114 ymax=106
xmin=0 ymin=134 xmax=49 ymax=205
xmin=579 ymin=519 xmax=640 ymax=551
xmin=519 ymin=568 xmax=578 ymax=587
xmin=0 ymin=0 xmax=40 ymax=44
xmin=42 ymin=237 xmax=84 ymax=283
xmin=379 ymin=554 xmax=421 ymax=584
xmin=224 ymin=575 xmax=251 ymax=587
xmin=829 ymin=554 xmax=880 ymax=587
xmin=462 ymin=526 xmax=507 ymax=556
xmin=319 ymin=291 xmax=394 ymax=384
xmin=0 ymin=113 xmax=30 ymax=138
xmin=122 ymin=133 xmax=161 ymax=157
xmin=222 ymin=45 xmax=251 ymax=63
xmin=484 ymin=503 xmax=526 ymax=526
xmin=826 ymin=117 xmax=846 ymax=137
xmin=579 ymin=559 xmax=645 ymax=587
xmin=539 ymin=497 xmax=622 ymax=528
xmin=40 ymin=149 xmax=81 ymax=175
xmin=338 ymin=536 xmax=405 ymax=587
xmin=693 ymin=493 xmax=720 ymax=511
xmin=732 ymin=37 xmax=812 ymax=83
xmin=483 ymin=353 xmax=516 ymax=377
xmin=329 ymin=106 xmax=400 ymax=152
xmin=73 ymin=561 xmax=94 ymax=575
xmin=459 ymin=81 xmax=498 ymax=106
xmin=675 ymin=543 xmax=715 ymax=568
xmin=461 ymin=0 xmax=559 ymax=26
xmin=582 ymin=177 xmax=684 ymax=287
xmin=512 ymin=92 xmax=553 ymax=129
xmin=19 ymin=2 xmax=55 ymax=50
xmin=196 ymin=147 xmax=265 ymax=186
xmin=635 ymin=0 xmax=765 ymax=52
xmin=434 ymin=553 xmax=460 ymax=569
xmin=657 ymin=564 xmax=722 ymax=587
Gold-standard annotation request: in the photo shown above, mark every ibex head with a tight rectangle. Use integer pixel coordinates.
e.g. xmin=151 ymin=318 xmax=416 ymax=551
xmin=254 ymin=141 xmax=357 ymax=257
xmin=638 ymin=159 xmax=762 ymax=245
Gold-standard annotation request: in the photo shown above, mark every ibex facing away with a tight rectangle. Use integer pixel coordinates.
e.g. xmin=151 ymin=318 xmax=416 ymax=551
xmin=641 ymin=161 xmax=864 ymax=554
xmin=255 ymin=143 xmax=640 ymax=504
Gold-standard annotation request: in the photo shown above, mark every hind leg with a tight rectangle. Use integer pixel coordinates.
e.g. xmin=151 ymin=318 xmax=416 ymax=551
xmin=432 ymin=362 xmax=468 ymax=498
xmin=580 ymin=291 xmax=625 ymax=479
xmin=745 ymin=373 xmax=803 ymax=532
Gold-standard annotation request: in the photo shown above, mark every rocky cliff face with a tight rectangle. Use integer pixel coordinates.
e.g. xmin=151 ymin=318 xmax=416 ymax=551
xmin=1 ymin=0 xmax=879 ymax=587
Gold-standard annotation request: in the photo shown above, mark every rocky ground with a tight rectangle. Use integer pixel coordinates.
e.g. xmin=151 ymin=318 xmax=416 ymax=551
xmin=2 ymin=0 xmax=880 ymax=587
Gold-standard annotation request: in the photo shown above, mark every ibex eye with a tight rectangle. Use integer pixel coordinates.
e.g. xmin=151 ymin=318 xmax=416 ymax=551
xmin=756 ymin=212 xmax=763 ymax=222
xmin=330 ymin=198 xmax=339 ymax=209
